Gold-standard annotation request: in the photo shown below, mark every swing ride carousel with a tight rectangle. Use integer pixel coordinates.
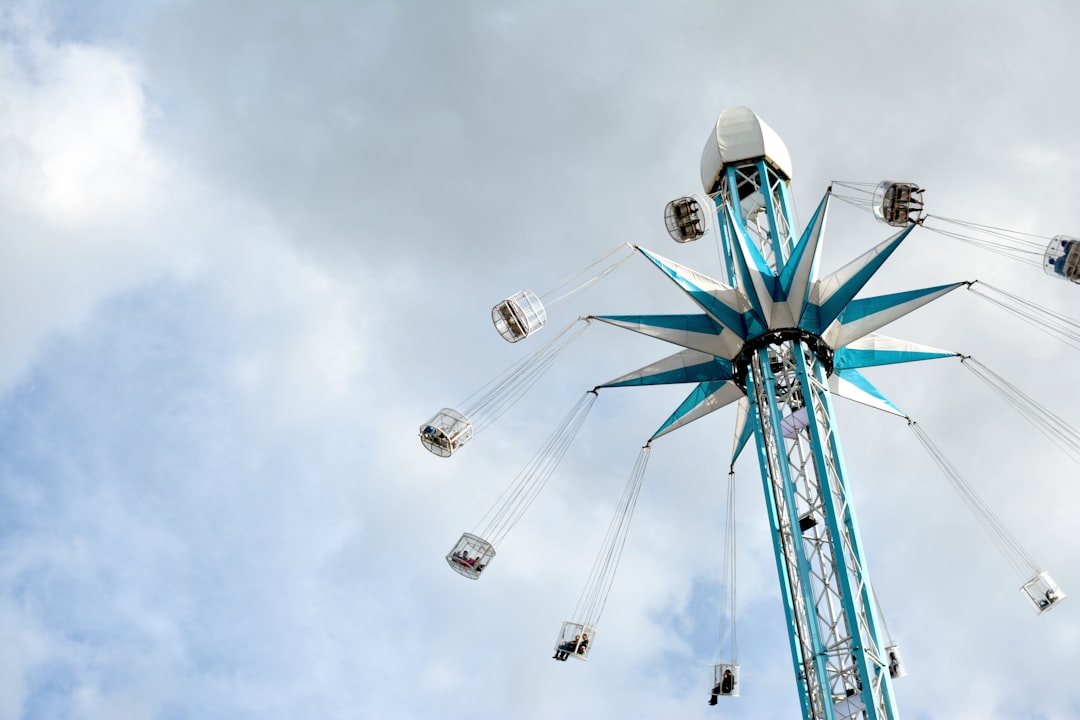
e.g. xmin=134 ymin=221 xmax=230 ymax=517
xmin=418 ymin=107 xmax=1074 ymax=720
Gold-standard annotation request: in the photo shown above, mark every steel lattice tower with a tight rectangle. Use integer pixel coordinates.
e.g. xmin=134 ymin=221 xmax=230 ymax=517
xmin=593 ymin=107 xmax=964 ymax=720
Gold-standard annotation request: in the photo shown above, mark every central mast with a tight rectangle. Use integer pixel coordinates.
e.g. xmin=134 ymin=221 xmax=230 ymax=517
xmin=709 ymin=108 xmax=896 ymax=720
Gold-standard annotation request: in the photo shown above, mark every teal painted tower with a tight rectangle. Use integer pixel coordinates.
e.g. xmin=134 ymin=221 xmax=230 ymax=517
xmin=594 ymin=108 xmax=964 ymax=720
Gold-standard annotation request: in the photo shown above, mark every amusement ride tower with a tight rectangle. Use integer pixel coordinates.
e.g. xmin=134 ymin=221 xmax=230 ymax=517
xmin=424 ymin=107 xmax=1069 ymax=720
xmin=592 ymin=107 xmax=961 ymax=720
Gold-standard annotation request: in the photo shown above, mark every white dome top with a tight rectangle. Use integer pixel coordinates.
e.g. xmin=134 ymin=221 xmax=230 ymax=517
xmin=700 ymin=107 xmax=793 ymax=193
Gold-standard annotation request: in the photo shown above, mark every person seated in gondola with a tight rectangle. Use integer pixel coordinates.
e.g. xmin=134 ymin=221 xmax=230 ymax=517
xmin=451 ymin=550 xmax=470 ymax=566
xmin=681 ymin=221 xmax=702 ymax=239
xmin=1049 ymin=241 xmax=1075 ymax=276
xmin=1051 ymin=253 xmax=1069 ymax=276
xmin=674 ymin=199 xmax=697 ymax=220
xmin=576 ymin=633 xmax=589 ymax=655
xmin=709 ymin=668 xmax=735 ymax=704
xmin=1051 ymin=240 xmax=1076 ymax=276
xmin=498 ymin=303 xmax=521 ymax=329
xmin=721 ymin=668 xmax=734 ymax=695
xmin=424 ymin=424 xmax=453 ymax=448
xmin=497 ymin=301 xmax=528 ymax=338
xmin=553 ymin=635 xmax=580 ymax=661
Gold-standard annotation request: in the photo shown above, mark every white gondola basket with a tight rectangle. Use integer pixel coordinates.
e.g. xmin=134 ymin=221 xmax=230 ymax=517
xmin=445 ymin=532 xmax=496 ymax=580
xmin=418 ymin=408 xmax=474 ymax=458
xmin=1021 ymin=570 xmax=1066 ymax=614
xmin=884 ymin=644 xmax=906 ymax=679
xmin=1043 ymin=235 xmax=1080 ymax=283
xmin=664 ymin=195 xmax=711 ymax=243
xmin=552 ymin=621 xmax=595 ymax=661
xmin=872 ymin=180 xmax=924 ymax=227
xmin=710 ymin=663 xmax=740 ymax=698
xmin=492 ymin=290 xmax=547 ymax=343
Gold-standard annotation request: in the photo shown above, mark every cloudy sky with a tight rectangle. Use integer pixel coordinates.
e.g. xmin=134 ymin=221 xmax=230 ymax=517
xmin=2 ymin=1 xmax=1079 ymax=718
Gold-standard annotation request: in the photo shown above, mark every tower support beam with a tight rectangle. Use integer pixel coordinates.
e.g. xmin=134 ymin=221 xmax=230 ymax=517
xmin=744 ymin=337 xmax=897 ymax=720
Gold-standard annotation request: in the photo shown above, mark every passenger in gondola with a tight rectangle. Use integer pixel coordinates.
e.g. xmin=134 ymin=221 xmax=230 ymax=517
xmin=553 ymin=635 xmax=580 ymax=661
xmin=888 ymin=651 xmax=900 ymax=679
xmin=1051 ymin=240 xmax=1076 ymax=276
xmin=721 ymin=668 xmax=734 ymax=695
xmin=576 ymin=633 xmax=589 ymax=655
xmin=1052 ymin=254 xmax=1068 ymax=276
xmin=708 ymin=668 xmax=735 ymax=704
xmin=500 ymin=305 xmax=522 ymax=333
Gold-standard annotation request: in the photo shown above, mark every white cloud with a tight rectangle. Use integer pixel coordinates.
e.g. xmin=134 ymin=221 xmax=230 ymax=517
xmin=3 ymin=2 xmax=1080 ymax=719
xmin=0 ymin=15 xmax=187 ymax=391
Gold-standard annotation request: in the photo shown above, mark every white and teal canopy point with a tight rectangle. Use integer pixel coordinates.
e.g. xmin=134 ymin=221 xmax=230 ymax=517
xmin=593 ymin=230 xmax=963 ymax=440
xmin=700 ymin=106 xmax=794 ymax=194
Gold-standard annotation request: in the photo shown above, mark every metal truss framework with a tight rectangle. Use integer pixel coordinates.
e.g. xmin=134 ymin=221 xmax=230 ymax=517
xmin=725 ymin=159 xmax=897 ymax=720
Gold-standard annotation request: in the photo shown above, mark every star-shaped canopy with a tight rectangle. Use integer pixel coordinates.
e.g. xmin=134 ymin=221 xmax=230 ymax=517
xmin=593 ymin=192 xmax=965 ymax=441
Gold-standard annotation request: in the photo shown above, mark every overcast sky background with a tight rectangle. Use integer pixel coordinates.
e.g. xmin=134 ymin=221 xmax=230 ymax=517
xmin=2 ymin=1 xmax=1079 ymax=718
